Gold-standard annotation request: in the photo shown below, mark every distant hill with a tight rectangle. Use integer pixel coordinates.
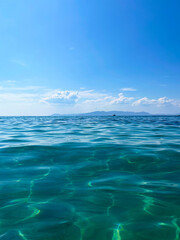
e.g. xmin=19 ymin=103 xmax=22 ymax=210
xmin=51 ymin=111 xmax=151 ymax=116
xmin=80 ymin=111 xmax=150 ymax=116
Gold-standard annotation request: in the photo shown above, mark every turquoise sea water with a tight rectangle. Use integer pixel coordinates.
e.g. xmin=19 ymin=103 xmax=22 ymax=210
xmin=0 ymin=116 xmax=180 ymax=240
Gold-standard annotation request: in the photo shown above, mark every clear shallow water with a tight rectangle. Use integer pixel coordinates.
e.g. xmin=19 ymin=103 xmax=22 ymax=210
xmin=0 ymin=116 xmax=180 ymax=240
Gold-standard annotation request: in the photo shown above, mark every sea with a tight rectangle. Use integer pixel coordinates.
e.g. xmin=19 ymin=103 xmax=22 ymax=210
xmin=0 ymin=116 xmax=180 ymax=240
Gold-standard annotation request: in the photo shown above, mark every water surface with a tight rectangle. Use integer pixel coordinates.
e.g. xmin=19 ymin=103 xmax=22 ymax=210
xmin=0 ymin=116 xmax=180 ymax=239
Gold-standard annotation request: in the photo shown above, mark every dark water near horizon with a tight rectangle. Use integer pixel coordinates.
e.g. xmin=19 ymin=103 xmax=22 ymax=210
xmin=0 ymin=116 xmax=180 ymax=240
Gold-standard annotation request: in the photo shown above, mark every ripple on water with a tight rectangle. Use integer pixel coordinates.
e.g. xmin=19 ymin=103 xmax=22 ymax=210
xmin=0 ymin=116 xmax=180 ymax=240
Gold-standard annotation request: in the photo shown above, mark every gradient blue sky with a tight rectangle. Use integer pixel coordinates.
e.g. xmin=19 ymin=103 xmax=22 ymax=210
xmin=0 ymin=0 xmax=180 ymax=115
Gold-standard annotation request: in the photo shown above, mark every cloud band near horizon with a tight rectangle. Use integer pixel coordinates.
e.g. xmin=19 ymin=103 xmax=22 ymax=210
xmin=0 ymin=82 xmax=179 ymax=115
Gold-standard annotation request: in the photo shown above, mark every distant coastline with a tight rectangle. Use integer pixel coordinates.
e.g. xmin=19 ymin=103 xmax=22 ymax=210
xmin=51 ymin=111 xmax=151 ymax=116
xmin=51 ymin=111 xmax=180 ymax=117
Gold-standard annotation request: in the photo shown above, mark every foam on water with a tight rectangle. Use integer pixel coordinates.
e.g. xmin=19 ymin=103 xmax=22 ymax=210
xmin=0 ymin=116 xmax=180 ymax=240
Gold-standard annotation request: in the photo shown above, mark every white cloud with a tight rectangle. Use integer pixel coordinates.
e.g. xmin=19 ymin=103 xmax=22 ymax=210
xmin=78 ymin=90 xmax=107 ymax=99
xmin=0 ymin=82 xmax=179 ymax=115
xmin=121 ymin=88 xmax=136 ymax=92
xmin=132 ymin=96 xmax=180 ymax=107
xmin=110 ymin=93 xmax=134 ymax=104
xmin=42 ymin=89 xmax=108 ymax=104
xmin=42 ymin=90 xmax=79 ymax=104
xmin=132 ymin=97 xmax=154 ymax=106
xmin=84 ymin=96 xmax=111 ymax=104
xmin=40 ymin=90 xmax=180 ymax=111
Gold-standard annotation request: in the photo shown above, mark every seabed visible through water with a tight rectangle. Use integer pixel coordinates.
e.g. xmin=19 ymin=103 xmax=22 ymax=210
xmin=0 ymin=116 xmax=180 ymax=240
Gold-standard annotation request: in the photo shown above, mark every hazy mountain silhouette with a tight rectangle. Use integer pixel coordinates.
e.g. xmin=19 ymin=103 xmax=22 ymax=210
xmin=51 ymin=111 xmax=151 ymax=116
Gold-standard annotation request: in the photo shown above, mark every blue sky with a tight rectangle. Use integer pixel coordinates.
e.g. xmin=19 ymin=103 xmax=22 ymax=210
xmin=0 ymin=0 xmax=180 ymax=115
